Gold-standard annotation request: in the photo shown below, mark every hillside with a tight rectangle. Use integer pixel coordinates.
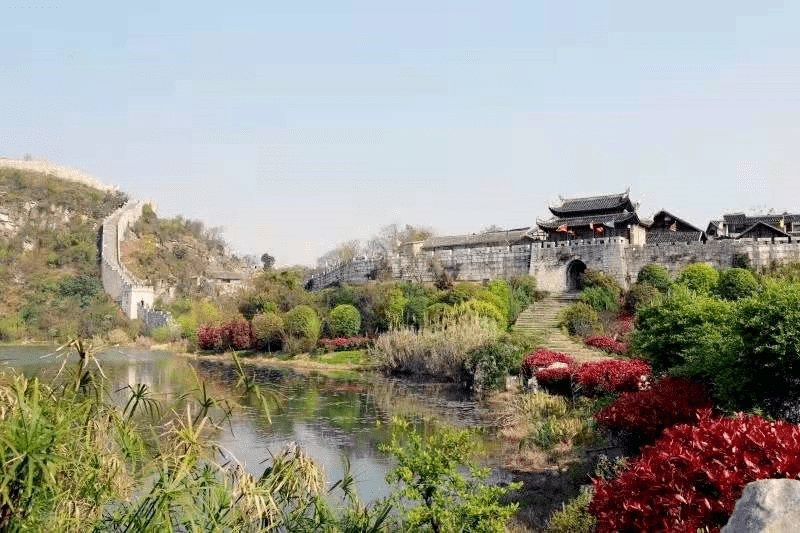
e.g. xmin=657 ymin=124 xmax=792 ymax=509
xmin=0 ymin=166 xmax=129 ymax=340
xmin=120 ymin=204 xmax=251 ymax=299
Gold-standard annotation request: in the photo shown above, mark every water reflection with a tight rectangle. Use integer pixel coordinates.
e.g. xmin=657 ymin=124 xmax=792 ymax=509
xmin=0 ymin=346 xmax=490 ymax=501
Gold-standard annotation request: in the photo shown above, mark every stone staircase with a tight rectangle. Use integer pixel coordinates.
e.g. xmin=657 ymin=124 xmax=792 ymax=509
xmin=514 ymin=293 xmax=608 ymax=362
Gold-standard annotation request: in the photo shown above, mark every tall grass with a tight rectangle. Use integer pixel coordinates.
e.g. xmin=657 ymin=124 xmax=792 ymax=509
xmin=369 ymin=316 xmax=499 ymax=380
xmin=0 ymin=340 xmax=390 ymax=531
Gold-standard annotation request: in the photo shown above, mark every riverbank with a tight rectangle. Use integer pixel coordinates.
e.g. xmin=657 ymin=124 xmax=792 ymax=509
xmin=171 ymin=347 xmax=379 ymax=374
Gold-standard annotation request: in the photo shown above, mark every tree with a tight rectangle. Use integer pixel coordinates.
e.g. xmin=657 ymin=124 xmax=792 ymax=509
xmin=260 ymin=252 xmax=275 ymax=271
xmin=380 ymin=418 xmax=519 ymax=532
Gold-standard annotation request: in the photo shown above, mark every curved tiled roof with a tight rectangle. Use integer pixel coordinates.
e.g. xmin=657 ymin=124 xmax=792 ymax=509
xmin=549 ymin=192 xmax=634 ymax=217
xmin=646 ymin=231 xmax=704 ymax=244
xmin=421 ymin=227 xmax=533 ymax=249
xmin=537 ymin=212 xmax=639 ymax=230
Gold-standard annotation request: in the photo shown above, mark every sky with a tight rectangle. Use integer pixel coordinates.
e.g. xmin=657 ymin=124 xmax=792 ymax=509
xmin=2 ymin=1 xmax=800 ymax=266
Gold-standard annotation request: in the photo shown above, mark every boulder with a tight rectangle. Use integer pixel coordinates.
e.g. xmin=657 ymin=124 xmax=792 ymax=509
xmin=722 ymin=478 xmax=800 ymax=532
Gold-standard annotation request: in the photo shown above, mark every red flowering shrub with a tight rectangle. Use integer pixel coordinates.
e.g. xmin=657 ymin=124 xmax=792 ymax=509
xmin=521 ymin=349 xmax=575 ymax=378
xmin=197 ymin=321 xmax=252 ymax=351
xmin=223 ymin=320 xmax=253 ymax=351
xmin=533 ymin=365 xmax=575 ymax=395
xmin=197 ymin=324 xmax=222 ymax=351
xmin=575 ymin=358 xmax=651 ymax=396
xmin=590 ymin=413 xmax=800 ymax=533
xmin=584 ymin=335 xmax=628 ymax=354
xmin=319 ymin=336 xmax=371 ymax=352
xmin=594 ymin=377 xmax=712 ymax=447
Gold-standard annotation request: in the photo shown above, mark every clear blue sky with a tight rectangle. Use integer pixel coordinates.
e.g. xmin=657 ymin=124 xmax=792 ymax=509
xmin=3 ymin=1 xmax=800 ymax=265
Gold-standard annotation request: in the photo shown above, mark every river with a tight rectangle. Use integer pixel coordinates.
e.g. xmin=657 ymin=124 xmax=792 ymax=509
xmin=0 ymin=345 xmax=496 ymax=502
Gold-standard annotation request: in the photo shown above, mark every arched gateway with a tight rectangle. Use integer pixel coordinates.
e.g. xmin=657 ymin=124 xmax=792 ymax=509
xmin=566 ymin=259 xmax=586 ymax=292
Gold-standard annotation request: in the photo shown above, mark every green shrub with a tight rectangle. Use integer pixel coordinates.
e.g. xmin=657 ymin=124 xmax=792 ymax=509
xmin=631 ymin=285 xmax=735 ymax=373
xmin=454 ymin=300 xmax=506 ymax=330
xmin=284 ymin=305 xmax=321 ymax=344
xmin=380 ymin=419 xmax=520 ymax=533
xmin=624 ymin=282 xmax=661 ymax=312
xmin=546 ymin=487 xmax=596 ymax=533
xmin=559 ymin=303 xmax=599 ymax=336
xmin=730 ymin=281 xmax=800 ymax=414
xmin=717 ymin=267 xmax=758 ymax=300
xmin=487 ymin=279 xmax=511 ymax=319
xmin=381 ymin=288 xmax=406 ymax=330
xmin=469 ymin=340 xmax=526 ymax=390
xmin=636 ymin=264 xmax=672 ymax=292
xmin=474 ymin=289 xmax=509 ymax=323
xmin=0 ymin=314 xmax=25 ymax=341
xmin=151 ymin=324 xmax=181 ymax=344
xmin=403 ymin=295 xmax=430 ymax=328
xmin=578 ymin=286 xmax=620 ymax=312
xmin=509 ymin=275 xmax=539 ymax=323
xmin=251 ymin=312 xmax=285 ymax=351
xmin=675 ymin=263 xmax=719 ymax=295
xmin=328 ymin=304 xmax=361 ymax=337
xmin=438 ymin=283 xmax=479 ymax=305
xmin=582 ymin=270 xmax=621 ymax=296
xmin=425 ymin=302 xmax=453 ymax=325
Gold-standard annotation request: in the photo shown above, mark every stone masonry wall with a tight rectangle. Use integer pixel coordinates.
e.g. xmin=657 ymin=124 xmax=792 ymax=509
xmin=309 ymin=244 xmax=532 ymax=289
xmin=101 ymin=201 xmax=164 ymax=322
xmin=310 ymin=236 xmax=800 ymax=292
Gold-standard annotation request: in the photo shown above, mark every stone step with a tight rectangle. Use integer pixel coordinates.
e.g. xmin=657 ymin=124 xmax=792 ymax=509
xmin=512 ymin=293 xmax=609 ymax=361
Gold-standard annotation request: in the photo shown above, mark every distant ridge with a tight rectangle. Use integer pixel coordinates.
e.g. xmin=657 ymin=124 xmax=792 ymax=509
xmin=0 ymin=157 xmax=116 ymax=192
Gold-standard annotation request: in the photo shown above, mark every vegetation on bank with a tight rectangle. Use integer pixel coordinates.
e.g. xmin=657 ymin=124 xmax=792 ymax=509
xmin=0 ymin=340 xmax=518 ymax=532
xmin=532 ymin=261 xmax=800 ymax=532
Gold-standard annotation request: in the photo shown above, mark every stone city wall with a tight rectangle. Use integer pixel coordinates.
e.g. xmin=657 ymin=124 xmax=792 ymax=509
xmin=310 ymin=236 xmax=800 ymax=292
xmin=100 ymin=201 xmax=158 ymax=320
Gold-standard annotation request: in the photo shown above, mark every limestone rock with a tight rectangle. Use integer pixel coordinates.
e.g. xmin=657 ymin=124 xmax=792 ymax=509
xmin=722 ymin=478 xmax=800 ymax=533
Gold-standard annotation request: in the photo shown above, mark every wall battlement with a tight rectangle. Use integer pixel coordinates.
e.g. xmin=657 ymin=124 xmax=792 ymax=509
xmin=100 ymin=201 xmax=170 ymax=328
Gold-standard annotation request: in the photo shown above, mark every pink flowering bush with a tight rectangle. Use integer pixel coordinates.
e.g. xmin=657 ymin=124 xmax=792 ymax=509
xmin=319 ymin=336 xmax=371 ymax=352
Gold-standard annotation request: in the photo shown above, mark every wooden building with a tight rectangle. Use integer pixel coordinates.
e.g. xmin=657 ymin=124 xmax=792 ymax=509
xmin=708 ymin=213 xmax=799 ymax=241
xmin=537 ymin=191 xmax=643 ymax=243
xmin=645 ymin=210 xmax=707 ymax=244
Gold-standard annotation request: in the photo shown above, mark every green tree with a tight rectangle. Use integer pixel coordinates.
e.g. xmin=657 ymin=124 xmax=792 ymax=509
xmin=328 ymin=304 xmax=361 ymax=337
xmin=380 ymin=418 xmax=519 ymax=533
xmin=251 ymin=311 xmax=285 ymax=351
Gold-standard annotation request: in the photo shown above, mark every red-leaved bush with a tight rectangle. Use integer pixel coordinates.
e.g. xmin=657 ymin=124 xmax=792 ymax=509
xmin=590 ymin=412 xmax=800 ymax=533
xmin=584 ymin=335 xmax=628 ymax=354
xmin=575 ymin=358 xmax=651 ymax=395
xmin=594 ymin=377 xmax=712 ymax=446
xmin=223 ymin=320 xmax=253 ymax=351
xmin=521 ymin=349 xmax=575 ymax=378
xmin=197 ymin=321 xmax=252 ymax=352
xmin=609 ymin=313 xmax=634 ymax=340
xmin=197 ymin=324 xmax=222 ymax=351
xmin=319 ymin=336 xmax=371 ymax=351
